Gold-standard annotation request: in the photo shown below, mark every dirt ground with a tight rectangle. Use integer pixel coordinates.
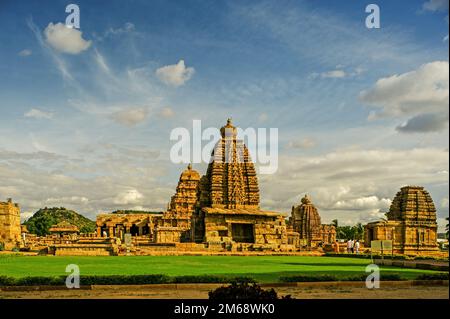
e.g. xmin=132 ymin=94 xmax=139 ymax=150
xmin=1 ymin=284 xmax=448 ymax=299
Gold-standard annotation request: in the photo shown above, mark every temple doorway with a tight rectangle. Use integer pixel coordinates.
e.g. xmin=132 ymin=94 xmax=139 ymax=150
xmin=130 ymin=224 xmax=139 ymax=236
xmin=231 ymin=223 xmax=254 ymax=243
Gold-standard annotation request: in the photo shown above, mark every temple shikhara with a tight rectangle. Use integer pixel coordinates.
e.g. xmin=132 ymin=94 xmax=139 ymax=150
xmin=0 ymin=120 xmax=443 ymax=257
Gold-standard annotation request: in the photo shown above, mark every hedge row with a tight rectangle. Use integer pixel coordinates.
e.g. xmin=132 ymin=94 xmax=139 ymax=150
xmin=415 ymin=273 xmax=449 ymax=280
xmin=1 ymin=273 xmax=448 ymax=286
xmin=0 ymin=275 xmax=255 ymax=286
xmin=324 ymin=253 xmax=449 ymax=261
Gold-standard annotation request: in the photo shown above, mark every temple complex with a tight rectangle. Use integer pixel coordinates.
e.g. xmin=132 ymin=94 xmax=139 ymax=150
xmin=0 ymin=198 xmax=21 ymax=250
xmin=365 ymin=186 xmax=439 ymax=255
xmin=0 ymin=121 xmax=443 ymax=257
xmin=288 ymin=195 xmax=336 ymax=248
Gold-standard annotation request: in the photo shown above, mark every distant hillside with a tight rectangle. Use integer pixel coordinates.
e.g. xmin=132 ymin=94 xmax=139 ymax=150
xmin=23 ymin=207 xmax=96 ymax=236
xmin=111 ymin=210 xmax=163 ymax=215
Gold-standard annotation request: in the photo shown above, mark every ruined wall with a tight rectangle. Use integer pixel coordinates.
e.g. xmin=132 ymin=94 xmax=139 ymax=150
xmin=0 ymin=199 xmax=21 ymax=250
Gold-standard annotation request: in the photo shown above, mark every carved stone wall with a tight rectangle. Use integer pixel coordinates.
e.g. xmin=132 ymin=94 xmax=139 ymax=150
xmin=0 ymin=198 xmax=21 ymax=250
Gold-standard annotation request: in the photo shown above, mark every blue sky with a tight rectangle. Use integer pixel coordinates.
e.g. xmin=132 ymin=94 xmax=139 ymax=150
xmin=0 ymin=0 xmax=448 ymax=230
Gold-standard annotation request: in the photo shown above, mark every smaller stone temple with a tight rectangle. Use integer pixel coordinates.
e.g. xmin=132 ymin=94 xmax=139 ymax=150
xmin=0 ymin=198 xmax=21 ymax=250
xmin=154 ymin=163 xmax=200 ymax=243
xmin=49 ymin=221 xmax=80 ymax=237
xmin=365 ymin=186 xmax=439 ymax=255
xmin=289 ymin=195 xmax=336 ymax=248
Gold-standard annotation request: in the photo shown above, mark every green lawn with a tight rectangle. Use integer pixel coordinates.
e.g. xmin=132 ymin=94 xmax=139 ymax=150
xmin=0 ymin=255 xmax=444 ymax=283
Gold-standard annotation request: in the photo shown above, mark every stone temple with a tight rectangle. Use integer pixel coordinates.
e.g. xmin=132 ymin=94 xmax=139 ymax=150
xmin=89 ymin=119 xmax=295 ymax=253
xmin=289 ymin=195 xmax=336 ymax=248
xmin=365 ymin=186 xmax=439 ymax=255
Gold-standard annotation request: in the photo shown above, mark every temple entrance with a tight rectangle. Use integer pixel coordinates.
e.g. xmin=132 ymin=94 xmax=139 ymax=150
xmin=142 ymin=225 xmax=150 ymax=235
xmin=130 ymin=224 xmax=139 ymax=236
xmin=231 ymin=223 xmax=254 ymax=243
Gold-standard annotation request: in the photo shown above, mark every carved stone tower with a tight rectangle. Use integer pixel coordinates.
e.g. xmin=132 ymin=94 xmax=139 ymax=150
xmin=199 ymin=119 xmax=260 ymax=209
xmin=290 ymin=194 xmax=322 ymax=246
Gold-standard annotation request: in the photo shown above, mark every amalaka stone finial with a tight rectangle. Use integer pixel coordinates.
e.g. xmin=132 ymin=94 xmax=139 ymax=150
xmin=301 ymin=194 xmax=312 ymax=205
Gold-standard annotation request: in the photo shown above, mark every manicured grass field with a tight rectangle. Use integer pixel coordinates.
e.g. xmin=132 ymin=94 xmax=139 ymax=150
xmin=0 ymin=255 xmax=443 ymax=283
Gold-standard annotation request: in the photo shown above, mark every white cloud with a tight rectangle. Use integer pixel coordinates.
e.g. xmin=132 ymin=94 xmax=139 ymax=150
xmin=24 ymin=108 xmax=53 ymax=119
xmin=321 ymin=70 xmax=346 ymax=78
xmin=441 ymin=197 xmax=449 ymax=208
xmin=287 ymin=138 xmax=316 ymax=149
xmin=157 ymin=107 xmax=175 ymax=118
xmin=360 ymin=61 xmax=449 ymax=133
xmin=18 ymin=49 xmax=32 ymax=57
xmin=113 ymin=189 xmax=143 ymax=205
xmin=258 ymin=113 xmax=268 ymax=123
xmin=110 ymin=107 xmax=150 ymax=126
xmin=423 ymin=0 xmax=449 ymax=12
xmin=44 ymin=22 xmax=91 ymax=54
xmin=396 ymin=113 xmax=449 ymax=133
xmin=259 ymin=147 xmax=449 ymax=225
xmin=156 ymin=60 xmax=195 ymax=87
xmin=333 ymin=196 xmax=391 ymax=211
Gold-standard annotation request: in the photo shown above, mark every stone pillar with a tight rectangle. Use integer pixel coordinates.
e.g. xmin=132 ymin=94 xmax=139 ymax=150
xmin=97 ymin=227 xmax=101 ymax=237
xmin=109 ymin=227 xmax=114 ymax=238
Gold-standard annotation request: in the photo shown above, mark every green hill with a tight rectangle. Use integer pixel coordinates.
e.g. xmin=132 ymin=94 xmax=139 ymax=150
xmin=23 ymin=207 xmax=96 ymax=236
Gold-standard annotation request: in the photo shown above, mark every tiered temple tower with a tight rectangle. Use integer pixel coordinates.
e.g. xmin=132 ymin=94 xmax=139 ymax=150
xmin=290 ymin=195 xmax=322 ymax=244
xmin=155 ymin=164 xmax=201 ymax=243
xmin=289 ymin=194 xmax=336 ymax=247
xmin=365 ymin=186 xmax=438 ymax=255
xmin=199 ymin=118 xmax=259 ymax=209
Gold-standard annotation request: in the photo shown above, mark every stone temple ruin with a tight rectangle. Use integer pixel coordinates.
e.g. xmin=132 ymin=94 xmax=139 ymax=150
xmin=0 ymin=120 xmax=442 ymax=256
xmin=365 ymin=186 xmax=439 ymax=255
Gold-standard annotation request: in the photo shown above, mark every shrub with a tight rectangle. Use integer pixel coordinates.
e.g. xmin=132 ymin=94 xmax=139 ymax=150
xmin=0 ymin=276 xmax=16 ymax=286
xmin=15 ymin=276 xmax=64 ymax=286
xmin=172 ymin=275 xmax=255 ymax=284
xmin=80 ymin=274 xmax=170 ymax=285
xmin=209 ymin=281 xmax=292 ymax=299
xmin=0 ymin=243 xmax=4 ymax=251
xmin=415 ymin=273 xmax=449 ymax=280
xmin=279 ymin=274 xmax=338 ymax=282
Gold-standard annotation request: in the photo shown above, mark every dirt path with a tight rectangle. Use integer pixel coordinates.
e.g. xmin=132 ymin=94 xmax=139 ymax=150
xmin=1 ymin=284 xmax=448 ymax=299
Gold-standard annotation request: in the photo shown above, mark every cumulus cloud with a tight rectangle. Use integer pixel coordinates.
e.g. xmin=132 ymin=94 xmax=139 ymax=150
xmin=110 ymin=107 xmax=150 ymax=126
xmin=423 ymin=0 xmax=449 ymax=12
xmin=157 ymin=107 xmax=175 ymax=118
xmin=44 ymin=22 xmax=91 ymax=54
xmin=113 ymin=189 xmax=143 ymax=205
xmin=396 ymin=113 xmax=449 ymax=133
xmin=24 ymin=108 xmax=53 ymax=119
xmin=332 ymin=196 xmax=391 ymax=211
xmin=360 ymin=61 xmax=449 ymax=133
xmin=321 ymin=70 xmax=346 ymax=78
xmin=259 ymin=147 xmax=449 ymax=226
xmin=18 ymin=49 xmax=32 ymax=57
xmin=156 ymin=60 xmax=195 ymax=87
xmin=287 ymin=138 xmax=316 ymax=149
